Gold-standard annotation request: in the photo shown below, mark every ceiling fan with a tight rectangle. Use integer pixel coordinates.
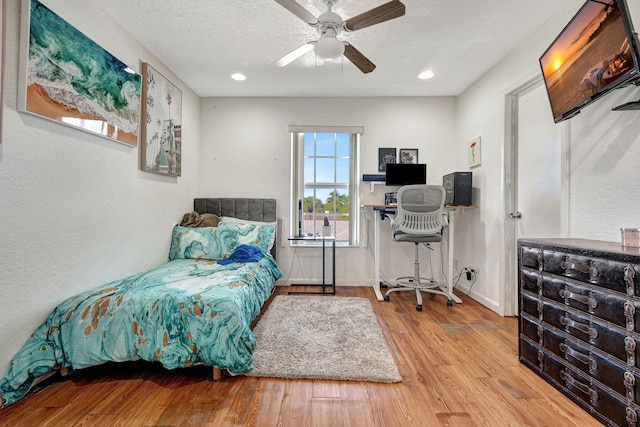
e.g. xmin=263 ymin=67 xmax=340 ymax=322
xmin=273 ymin=0 xmax=406 ymax=74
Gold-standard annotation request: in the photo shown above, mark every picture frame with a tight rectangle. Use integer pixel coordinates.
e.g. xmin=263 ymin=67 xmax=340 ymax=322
xmin=468 ymin=136 xmax=481 ymax=168
xmin=17 ymin=0 xmax=141 ymax=146
xmin=378 ymin=148 xmax=396 ymax=172
xmin=139 ymin=63 xmax=182 ymax=176
xmin=399 ymin=148 xmax=418 ymax=164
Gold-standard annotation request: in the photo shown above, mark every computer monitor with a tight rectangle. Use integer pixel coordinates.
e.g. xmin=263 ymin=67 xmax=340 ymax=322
xmin=385 ymin=163 xmax=427 ymax=186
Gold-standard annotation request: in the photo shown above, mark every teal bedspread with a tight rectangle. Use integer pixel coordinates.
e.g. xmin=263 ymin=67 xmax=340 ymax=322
xmin=0 ymin=256 xmax=282 ymax=407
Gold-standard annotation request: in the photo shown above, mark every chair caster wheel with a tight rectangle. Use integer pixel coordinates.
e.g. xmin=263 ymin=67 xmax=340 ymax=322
xmin=447 ymin=300 xmax=453 ymax=307
xmin=383 ymin=295 xmax=390 ymax=302
xmin=416 ymin=305 xmax=422 ymax=311
xmin=380 ymin=282 xmax=388 ymax=289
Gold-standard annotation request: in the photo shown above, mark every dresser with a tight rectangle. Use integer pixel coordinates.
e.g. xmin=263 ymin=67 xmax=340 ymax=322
xmin=519 ymin=238 xmax=640 ymax=427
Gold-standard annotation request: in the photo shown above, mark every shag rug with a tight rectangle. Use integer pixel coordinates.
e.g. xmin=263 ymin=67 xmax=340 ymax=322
xmin=246 ymin=295 xmax=402 ymax=383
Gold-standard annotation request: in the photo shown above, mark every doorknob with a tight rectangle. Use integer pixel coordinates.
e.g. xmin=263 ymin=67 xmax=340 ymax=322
xmin=509 ymin=211 xmax=522 ymax=219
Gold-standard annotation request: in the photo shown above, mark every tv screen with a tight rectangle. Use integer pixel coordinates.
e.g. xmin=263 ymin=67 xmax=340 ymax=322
xmin=539 ymin=0 xmax=640 ymax=122
xmin=385 ymin=163 xmax=427 ymax=186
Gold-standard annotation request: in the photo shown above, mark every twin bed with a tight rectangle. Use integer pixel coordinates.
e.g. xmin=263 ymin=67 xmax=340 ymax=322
xmin=0 ymin=198 xmax=282 ymax=407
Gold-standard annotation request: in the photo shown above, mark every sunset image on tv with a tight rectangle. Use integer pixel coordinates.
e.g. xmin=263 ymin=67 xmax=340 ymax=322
xmin=539 ymin=0 xmax=634 ymax=121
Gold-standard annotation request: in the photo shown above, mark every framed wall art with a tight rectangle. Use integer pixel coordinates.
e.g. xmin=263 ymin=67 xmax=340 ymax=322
xmin=399 ymin=148 xmax=418 ymax=164
xmin=17 ymin=0 xmax=141 ymax=146
xmin=378 ymin=147 xmax=396 ymax=172
xmin=140 ymin=63 xmax=182 ymax=176
xmin=468 ymin=136 xmax=481 ymax=168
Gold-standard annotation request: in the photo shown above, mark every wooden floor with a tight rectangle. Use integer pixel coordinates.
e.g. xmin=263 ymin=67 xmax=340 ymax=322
xmin=0 ymin=286 xmax=601 ymax=427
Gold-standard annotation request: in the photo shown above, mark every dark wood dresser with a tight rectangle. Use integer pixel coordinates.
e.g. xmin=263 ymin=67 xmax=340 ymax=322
xmin=518 ymin=238 xmax=640 ymax=426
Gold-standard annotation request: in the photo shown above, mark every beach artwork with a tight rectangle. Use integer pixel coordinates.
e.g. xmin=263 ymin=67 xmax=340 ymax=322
xmin=140 ymin=63 xmax=182 ymax=176
xmin=18 ymin=0 xmax=141 ymax=146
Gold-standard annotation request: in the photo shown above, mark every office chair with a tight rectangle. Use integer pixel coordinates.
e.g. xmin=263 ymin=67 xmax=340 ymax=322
xmin=383 ymin=185 xmax=454 ymax=311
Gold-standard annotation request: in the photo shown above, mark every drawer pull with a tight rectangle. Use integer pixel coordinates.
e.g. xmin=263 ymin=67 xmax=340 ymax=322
xmin=561 ymin=258 xmax=599 ymax=279
xmin=560 ymin=370 xmax=598 ymax=401
xmin=537 ymin=251 xmax=544 ymax=271
xmin=624 ymin=371 xmax=636 ymax=402
xmin=625 ymin=265 xmax=636 ymax=297
xmin=625 ymin=301 xmax=636 ymax=332
xmin=558 ymin=289 xmax=597 ymax=309
xmin=560 ymin=316 xmax=598 ymax=338
xmin=627 ymin=407 xmax=638 ymax=425
xmin=559 ymin=343 xmax=597 ymax=371
xmin=626 ymin=336 xmax=637 ymax=367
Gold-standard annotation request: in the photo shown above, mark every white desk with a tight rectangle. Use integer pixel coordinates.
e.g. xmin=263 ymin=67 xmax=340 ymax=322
xmin=364 ymin=204 xmax=478 ymax=303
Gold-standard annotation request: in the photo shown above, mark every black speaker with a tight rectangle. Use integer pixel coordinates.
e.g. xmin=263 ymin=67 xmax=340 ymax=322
xmin=443 ymin=172 xmax=472 ymax=206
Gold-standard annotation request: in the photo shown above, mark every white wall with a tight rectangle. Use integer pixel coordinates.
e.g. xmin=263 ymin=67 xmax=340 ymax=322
xmin=0 ymin=0 xmax=201 ymax=374
xmin=456 ymin=0 xmax=640 ymax=312
xmin=199 ymin=97 xmax=457 ymax=286
xmin=4 ymin=0 xmax=640 ymax=381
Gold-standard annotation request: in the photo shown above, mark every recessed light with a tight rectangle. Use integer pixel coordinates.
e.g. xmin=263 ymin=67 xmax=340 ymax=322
xmin=231 ymin=73 xmax=246 ymax=81
xmin=418 ymin=71 xmax=434 ymax=80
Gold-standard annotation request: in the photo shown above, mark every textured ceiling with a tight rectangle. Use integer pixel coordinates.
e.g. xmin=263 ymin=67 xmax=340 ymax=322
xmin=94 ymin=0 xmax=576 ymax=97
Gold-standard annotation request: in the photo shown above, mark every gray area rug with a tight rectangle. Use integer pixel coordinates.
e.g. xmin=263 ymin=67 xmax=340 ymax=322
xmin=246 ymin=295 xmax=402 ymax=383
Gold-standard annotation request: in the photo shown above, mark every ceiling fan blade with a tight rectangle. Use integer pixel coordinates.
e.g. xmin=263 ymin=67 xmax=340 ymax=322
xmin=273 ymin=0 xmax=319 ymax=26
xmin=275 ymin=43 xmax=315 ymax=67
xmin=343 ymin=0 xmax=406 ymax=32
xmin=343 ymin=43 xmax=376 ymax=74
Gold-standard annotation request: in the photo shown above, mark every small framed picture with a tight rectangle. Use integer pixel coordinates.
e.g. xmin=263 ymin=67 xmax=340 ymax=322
xmin=468 ymin=136 xmax=481 ymax=168
xmin=378 ymin=148 xmax=396 ymax=172
xmin=399 ymin=148 xmax=418 ymax=164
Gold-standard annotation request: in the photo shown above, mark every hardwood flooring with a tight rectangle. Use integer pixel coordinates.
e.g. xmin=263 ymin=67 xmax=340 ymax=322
xmin=0 ymin=286 xmax=601 ymax=426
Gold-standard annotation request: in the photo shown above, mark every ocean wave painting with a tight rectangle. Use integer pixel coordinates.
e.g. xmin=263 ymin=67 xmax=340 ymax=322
xmin=19 ymin=0 xmax=141 ymax=146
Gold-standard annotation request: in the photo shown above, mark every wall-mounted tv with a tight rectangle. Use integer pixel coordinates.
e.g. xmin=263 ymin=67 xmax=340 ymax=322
xmin=385 ymin=163 xmax=427 ymax=186
xmin=539 ymin=0 xmax=640 ymax=122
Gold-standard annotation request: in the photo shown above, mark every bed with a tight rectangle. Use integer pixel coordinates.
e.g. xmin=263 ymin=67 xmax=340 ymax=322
xmin=0 ymin=198 xmax=282 ymax=407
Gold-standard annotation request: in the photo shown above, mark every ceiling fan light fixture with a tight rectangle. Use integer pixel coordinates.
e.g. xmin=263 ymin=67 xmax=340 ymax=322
xmin=315 ymin=36 xmax=345 ymax=60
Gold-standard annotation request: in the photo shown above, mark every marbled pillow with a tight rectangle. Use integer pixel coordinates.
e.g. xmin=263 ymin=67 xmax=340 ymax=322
xmin=168 ymin=225 xmax=238 ymax=261
xmin=217 ymin=221 xmax=276 ymax=255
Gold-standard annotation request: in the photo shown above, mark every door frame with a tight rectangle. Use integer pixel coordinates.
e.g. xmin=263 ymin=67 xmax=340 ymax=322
xmin=501 ymin=75 xmax=571 ymax=316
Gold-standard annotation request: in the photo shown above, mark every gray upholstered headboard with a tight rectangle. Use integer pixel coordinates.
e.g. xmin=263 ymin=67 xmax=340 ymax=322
xmin=193 ymin=198 xmax=277 ymax=258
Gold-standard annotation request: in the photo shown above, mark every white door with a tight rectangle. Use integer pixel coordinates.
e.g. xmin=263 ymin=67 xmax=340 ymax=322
xmin=516 ymin=83 xmax=562 ymax=239
xmin=503 ymin=79 xmax=564 ymax=316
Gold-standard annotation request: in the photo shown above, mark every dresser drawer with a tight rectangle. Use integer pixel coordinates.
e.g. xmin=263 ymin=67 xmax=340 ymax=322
xmin=520 ymin=313 xmax=541 ymax=342
xmin=519 ymin=335 xmax=542 ymax=370
xmin=542 ymin=352 xmax=632 ymax=427
xmin=541 ymin=300 xmax=639 ymax=364
xmin=521 ymin=290 xmax=541 ymax=319
xmin=540 ymin=274 xmax=640 ymax=332
xmin=520 ymin=268 xmax=541 ymax=294
xmin=542 ymin=250 xmax=639 ymax=296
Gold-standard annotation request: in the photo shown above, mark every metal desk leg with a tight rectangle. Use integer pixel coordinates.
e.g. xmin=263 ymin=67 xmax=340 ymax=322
xmin=445 ymin=210 xmax=463 ymax=304
xmin=373 ymin=208 xmax=383 ymax=301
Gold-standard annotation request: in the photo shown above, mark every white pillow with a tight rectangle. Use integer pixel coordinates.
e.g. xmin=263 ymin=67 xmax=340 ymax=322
xmin=220 ymin=216 xmax=277 ymax=227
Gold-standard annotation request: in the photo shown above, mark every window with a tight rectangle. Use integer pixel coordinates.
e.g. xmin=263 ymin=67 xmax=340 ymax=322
xmin=291 ymin=126 xmax=361 ymax=246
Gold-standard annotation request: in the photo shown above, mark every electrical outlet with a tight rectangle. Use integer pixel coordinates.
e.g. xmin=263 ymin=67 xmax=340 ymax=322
xmin=464 ymin=267 xmax=478 ymax=281
xmin=453 ymin=259 xmax=458 ymax=269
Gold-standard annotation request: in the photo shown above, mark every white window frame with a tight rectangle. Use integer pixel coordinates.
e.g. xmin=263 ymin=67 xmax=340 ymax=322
xmin=290 ymin=126 xmax=362 ymax=247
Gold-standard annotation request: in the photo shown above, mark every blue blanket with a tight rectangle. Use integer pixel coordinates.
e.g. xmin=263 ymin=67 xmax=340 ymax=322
xmin=218 ymin=244 xmax=264 ymax=265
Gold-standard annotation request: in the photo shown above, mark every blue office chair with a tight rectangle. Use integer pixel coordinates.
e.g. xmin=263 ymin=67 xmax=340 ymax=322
xmin=383 ymin=185 xmax=454 ymax=311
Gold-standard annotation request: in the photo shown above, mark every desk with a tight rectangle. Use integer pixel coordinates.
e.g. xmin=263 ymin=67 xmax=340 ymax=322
xmin=364 ymin=205 xmax=478 ymax=303
xmin=288 ymin=236 xmax=336 ymax=295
